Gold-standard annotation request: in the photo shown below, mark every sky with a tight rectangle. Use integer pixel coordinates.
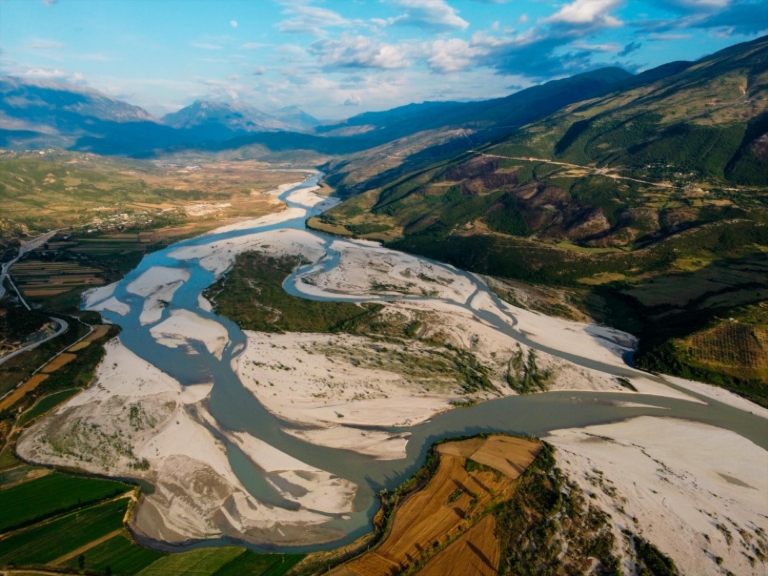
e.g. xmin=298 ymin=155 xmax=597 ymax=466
xmin=0 ymin=0 xmax=766 ymax=119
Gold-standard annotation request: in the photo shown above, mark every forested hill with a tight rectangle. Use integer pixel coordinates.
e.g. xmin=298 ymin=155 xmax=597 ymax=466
xmin=313 ymin=35 xmax=768 ymax=406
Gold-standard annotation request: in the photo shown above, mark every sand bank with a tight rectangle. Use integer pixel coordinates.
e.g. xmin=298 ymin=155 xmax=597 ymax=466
xmin=127 ymin=266 xmax=190 ymax=296
xmin=547 ymin=417 xmax=768 ymax=575
xmin=88 ymin=296 xmax=130 ymax=317
xmin=17 ymin=338 xmax=356 ymax=547
xmin=283 ymin=427 xmax=410 ymax=460
xmin=169 ymin=227 xmax=326 ymax=277
xmin=150 ymin=309 xmax=229 ymax=359
xmin=664 ymin=374 xmax=768 ymax=418
xmin=82 ymin=282 xmax=118 ymax=308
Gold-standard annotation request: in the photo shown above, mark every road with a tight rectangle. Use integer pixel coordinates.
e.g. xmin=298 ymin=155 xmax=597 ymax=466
xmin=472 ymin=152 xmax=687 ymax=190
xmin=0 ymin=317 xmax=69 ymax=368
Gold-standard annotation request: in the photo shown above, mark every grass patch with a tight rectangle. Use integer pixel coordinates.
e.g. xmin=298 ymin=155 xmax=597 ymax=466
xmin=204 ymin=253 xmax=380 ymax=333
xmin=62 ymin=533 xmax=164 ymax=575
xmin=0 ymin=472 xmax=128 ymax=533
xmin=211 ymin=550 xmax=304 ymax=576
xmin=17 ymin=389 xmax=79 ymax=427
xmin=0 ymin=497 xmax=127 ymax=566
xmin=135 ymin=547 xmax=245 ymax=576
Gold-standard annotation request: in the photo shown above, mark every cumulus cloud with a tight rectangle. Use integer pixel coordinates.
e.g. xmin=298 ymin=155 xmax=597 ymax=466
xmin=230 ymin=20 xmax=238 ymax=28
xmin=342 ymin=94 xmax=362 ymax=106
xmin=387 ymin=0 xmax=469 ymax=31
xmin=427 ymin=38 xmax=485 ymax=72
xmin=253 ymin=66 xmax=266 ymax=75
xmin=543 ymin=0 xmax=623 ymax=28
xmin=309 ymin=35 xmax=411 ymax=69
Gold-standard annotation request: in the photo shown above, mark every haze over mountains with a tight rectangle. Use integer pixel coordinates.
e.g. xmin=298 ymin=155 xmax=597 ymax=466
xmin=0 ymin=56 xmax=698 ymax=160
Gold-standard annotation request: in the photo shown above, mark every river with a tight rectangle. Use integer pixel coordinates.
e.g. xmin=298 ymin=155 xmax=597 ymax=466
xmin=92 ymin=173 xmax=768 ymax=552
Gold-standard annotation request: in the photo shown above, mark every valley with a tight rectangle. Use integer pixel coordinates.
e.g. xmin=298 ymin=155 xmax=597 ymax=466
xmin=0 ymin=22 xmax=766 ymax=576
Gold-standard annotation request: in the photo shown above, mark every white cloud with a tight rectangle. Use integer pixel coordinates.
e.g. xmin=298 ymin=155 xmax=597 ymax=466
xmin=230 ymin=20 xmax=238 ymax=28
xmin=29 ymin=38 xmax=66 ymax=50
xmin=648 ymin=32 xmax=693 ymax=40
xmin=517 ymin=14 xmax=529 ymax=24
xmin=253 ymin=66 xmax=266 ymax=75
xmin=309 ymin=35 xmax=411 ymax=69
xmin=25 ymin=67 xmax=67 ymax=79
xmin=426 ymin=38 xmax=486 ymax=72
xmin=571 ymin=40 xmax=622 ymax=51
xmin=387 ymin=0 xmax=469 ymax=31
xmin=277 ymin=4 xmax=350 ymax=36
xmin=343 ymin=94 xmax=362 ymax=106
xmin=191 ymin=42 xmax=223 ymax=50
xmin=241 ymin=42 xmax=270 ymax=50
xmin=543 ymin=0 xmax=623 ymax=28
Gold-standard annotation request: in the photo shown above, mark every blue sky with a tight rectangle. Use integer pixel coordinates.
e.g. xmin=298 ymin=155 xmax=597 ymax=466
xmin=1 ymin=0 xmax=766 ymax=119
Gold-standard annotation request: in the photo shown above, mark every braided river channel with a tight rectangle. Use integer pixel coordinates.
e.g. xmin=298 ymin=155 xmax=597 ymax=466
xmin=91 ymin=173 xmax=768 ymax=552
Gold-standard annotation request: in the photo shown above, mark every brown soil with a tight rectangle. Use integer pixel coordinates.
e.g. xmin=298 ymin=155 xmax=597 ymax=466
xmin=333 ymin=435 xmax=542 ymax=576
xmin=417 ymin=514 xmax=499 ymax=576
xmin=41 ymin=353 xmax=77 ymax=373
xmin=0 ymin=374 xmax=49 ymax=411
xmin=68 ymin=325 xmax=110 ymax=352
xmin=467 ymin=435 xmax=542 ymax=480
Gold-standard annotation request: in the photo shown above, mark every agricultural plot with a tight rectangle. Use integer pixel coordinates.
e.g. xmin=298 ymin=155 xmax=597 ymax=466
xmin=10 ymin=260 xmax=105 ymax=299
xmin=61 ymin=533 xmax=164 ymax=575
xmin=334 ymin=435 xmax=542 ymax=576
xmin=418 ymin=514 xmax=499 ymax=576
xmin=0 ymin=497 xmax=127 ymax=566
xmin=0 ymin=472 xmax=128 ymax=533
xmin=133 ymin=547 xmax=245 ymax=576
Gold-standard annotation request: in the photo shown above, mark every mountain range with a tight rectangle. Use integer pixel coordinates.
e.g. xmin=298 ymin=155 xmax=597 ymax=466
xmin=0 ymin=61 xmax=694 ymax=160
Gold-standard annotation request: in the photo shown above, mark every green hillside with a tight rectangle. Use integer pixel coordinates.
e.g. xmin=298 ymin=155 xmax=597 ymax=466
xmin=313 ymin=35 xmax=768 ymax=404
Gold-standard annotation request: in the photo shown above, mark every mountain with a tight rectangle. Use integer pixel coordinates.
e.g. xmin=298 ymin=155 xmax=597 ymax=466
xmin=313 ymin=35 xmax=768 ymax=403
xmin=162 ymin=101 xmax=321 ymax=139
xmin=0 ymin=80 xmax=324 ymax=154
xmin=0 ymin=76 xmax=166 ymax=149
xmin=320 ymin=67 xmax=640 ymax=195
xmin=271 ymin=105 xmax=321 ymax=131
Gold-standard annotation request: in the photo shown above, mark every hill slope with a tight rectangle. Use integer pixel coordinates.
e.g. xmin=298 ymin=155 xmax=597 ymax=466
xmin=315 ymin=35 xmax=768 ymax=403
xmin=320 ymin=67 xmax=637 ymax=195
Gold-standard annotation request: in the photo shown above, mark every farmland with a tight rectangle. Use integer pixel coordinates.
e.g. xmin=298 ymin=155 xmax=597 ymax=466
xmin=328 ymin=435 xmax=542 ymax=576
xmin=0 ymin=497 xmax=128 ymax=566
xmin=0 ymin=468 xmax=305 ymax=576
xmin=0 ymin=472 xmax=127 ymax=532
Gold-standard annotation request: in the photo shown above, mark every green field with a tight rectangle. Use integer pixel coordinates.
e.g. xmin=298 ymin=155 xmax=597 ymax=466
xmin=211 ymin=550 xmax=304 ymax=576
xmin=62 ymin=533 xmax=165 ymax=575
xmin=0 ymin=472 xmax=128 ymax=533
xmin=0 ymin=497 xmax=127 ymax=566
xmin=17 ymin=389 xmax=79 ymax=427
